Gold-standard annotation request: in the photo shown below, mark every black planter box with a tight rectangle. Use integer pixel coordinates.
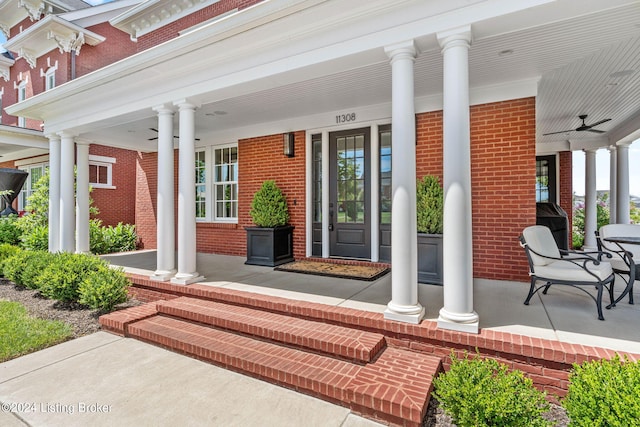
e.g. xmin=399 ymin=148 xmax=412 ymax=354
xmin=245 ymin=225 xmax=295 ymax=267
xmin=417 ymin=233 xmax=443 ymax=285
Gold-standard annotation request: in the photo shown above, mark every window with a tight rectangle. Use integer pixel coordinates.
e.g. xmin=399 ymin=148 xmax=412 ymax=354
xmin=194 ymin=144 xmax=238 ymax=222
xmin=45 ymin=68 xmax=56 ymax=91
xmin=18 ymin=163 xmax=48 ymax=211
xmin=536 ymin=155 xmax=557 ymax=203
xmin=17 ymin=81 xmax=26 ymax=127
xmin=88 ymin=155 xmax=115 ymax=189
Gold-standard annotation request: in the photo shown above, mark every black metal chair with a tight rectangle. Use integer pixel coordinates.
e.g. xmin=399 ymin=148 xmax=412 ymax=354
xmin=596 ymin=224 xmax=640 ymax=305
xmin=519 ymin=225 xmax=615 ymax=320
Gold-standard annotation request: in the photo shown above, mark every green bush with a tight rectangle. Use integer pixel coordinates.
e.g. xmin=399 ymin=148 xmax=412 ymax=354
xmin=79 ymin=265 xmax=130 ymax=312
xmin=0 ymin=215 xmax=22 ymax=245
xmin=0 ymin=244 xmax=22 ymax=277
xmin=20 ymin=225 xmax=49 ymax=251
xmin=249 ymin=180 xmax=289 ymax=228
xmin=417 ymin=175 xmax=444 ymax=234
xmin=433 ymin=352 xmax=550 ymax=427
xmin=2 ymin=250 xmax=54 ymax=288
xmin=563 ymin=355 xmax=640 ymax=426
xmin=91 ymin=221 xmax=137 ymax=255
xmin=35 ymin=253 xmax=106 ymax=302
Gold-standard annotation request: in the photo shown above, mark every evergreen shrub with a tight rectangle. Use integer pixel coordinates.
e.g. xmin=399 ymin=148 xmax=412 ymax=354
xmin=35 ymin=253 xmax=106 ymax=302
xmin=417 ymin=175 xmax=443 ymax=234
xmin=0 ymin=215 xmax=22 ymax=245
xmin=249 ymin=180 xmax=289 ymax=228
xmin=79 ymin=264 xmax=130 ymax=312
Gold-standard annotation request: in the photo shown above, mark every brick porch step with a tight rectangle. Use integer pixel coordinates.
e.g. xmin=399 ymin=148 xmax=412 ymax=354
xmin=156 ymin=296 xmax=386 ymax=363
xmin=126 ymin=314 xmax=441 ymax=426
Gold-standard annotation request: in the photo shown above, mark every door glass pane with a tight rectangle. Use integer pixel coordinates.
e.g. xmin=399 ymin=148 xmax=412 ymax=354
xmin=336 ymin=134 xmax=365 ymax=224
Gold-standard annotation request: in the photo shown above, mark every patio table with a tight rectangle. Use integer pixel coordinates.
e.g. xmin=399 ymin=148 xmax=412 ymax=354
xmin=604 ymin=236 xmax=640 ymax=306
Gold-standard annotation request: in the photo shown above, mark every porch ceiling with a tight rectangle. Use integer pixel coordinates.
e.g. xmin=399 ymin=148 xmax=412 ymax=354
xmin=6 ymin=0 xmax=640 ymax=154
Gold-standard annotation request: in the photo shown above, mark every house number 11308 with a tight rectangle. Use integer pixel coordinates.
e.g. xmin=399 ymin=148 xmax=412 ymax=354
xmin=336 ymin=113 xmax=356 ymax=124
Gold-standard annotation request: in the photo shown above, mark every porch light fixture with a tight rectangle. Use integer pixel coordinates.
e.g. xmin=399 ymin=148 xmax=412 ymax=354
xmin=283 ymin=132 xmax=295 ymax=157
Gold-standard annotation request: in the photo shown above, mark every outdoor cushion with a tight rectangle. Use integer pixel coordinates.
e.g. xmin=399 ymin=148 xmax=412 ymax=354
xmin=522 ymin=225 xmax=561 ymax=266
xmin=598 ymin=224 xmax=640 ymax=273
xmin=535 ymin=259 xmax=613 ymax=282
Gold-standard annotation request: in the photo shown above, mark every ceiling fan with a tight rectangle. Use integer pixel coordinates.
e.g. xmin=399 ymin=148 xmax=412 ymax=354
xmin=543 ymin=115 xmax=612 ymax=136
xmin=148 ymin=128 xmax=200 ymax=141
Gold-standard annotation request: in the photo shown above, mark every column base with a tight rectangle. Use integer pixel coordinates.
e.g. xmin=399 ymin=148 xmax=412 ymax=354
xmin=170 ymin=272 xmax=204 ymax=286
xmin=151 ymin=269 xmax=176 ymax=282
xmin=384 ymin=303 xmax=425 ymax=324
xmin=437 ymin=308 xmax=479 ymax=334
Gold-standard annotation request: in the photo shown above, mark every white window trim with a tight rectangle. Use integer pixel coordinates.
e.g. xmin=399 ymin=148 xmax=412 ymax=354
xmin=88 ymin=154 xmax=116 ymax=189
xmin=195 ymin=142 xmax=238 ymax=224
xmin=17 ymin=80 xmax=27 ymax=127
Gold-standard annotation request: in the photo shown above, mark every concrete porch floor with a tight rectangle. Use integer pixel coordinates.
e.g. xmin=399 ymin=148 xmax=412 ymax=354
xmin=102 ymin=250 xmax=640 ymax=355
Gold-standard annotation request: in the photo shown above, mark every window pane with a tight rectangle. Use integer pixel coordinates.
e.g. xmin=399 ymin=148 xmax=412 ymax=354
xmin=98 ymin=166 xmax=109 ymax=184
xmin=89 ymin=165 xmax=98 ymax=183
xmin=212 ymin=146 xmax=238 ymax=220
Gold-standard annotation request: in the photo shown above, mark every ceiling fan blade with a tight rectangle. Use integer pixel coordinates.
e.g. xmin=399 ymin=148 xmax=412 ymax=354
xmin=586 ymin=118 xmax=611 ymax=128
xmin=543 ymin=129 xmax=574 ymax=136
xmin=148 ymin=137 xmax=158 ymax=141
xmin=587 ymin=129 xmax=606 ymax=134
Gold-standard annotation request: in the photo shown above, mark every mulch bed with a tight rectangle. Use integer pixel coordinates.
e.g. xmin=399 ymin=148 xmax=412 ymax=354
xmin=275 ymin=260 xmax=389 ymax=281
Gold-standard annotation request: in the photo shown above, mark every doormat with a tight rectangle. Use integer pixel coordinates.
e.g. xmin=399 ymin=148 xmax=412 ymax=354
xmin=275 ymin=260 xmax=389 ymax=281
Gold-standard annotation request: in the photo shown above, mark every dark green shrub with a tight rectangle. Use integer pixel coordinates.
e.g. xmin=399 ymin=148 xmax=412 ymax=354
xmin=91 ymin=221 xmax=137 ymax=255
xmin=563 ymin=355 xmax=640 ymax=426
xmin=2 ymin=250 xmax=52 ymax=288
xmin=0 ymin=215 xmax=22 ymax=245
xmin=249 ymin=180 xmax=289 ymax=227
xmin=79 ymin=265 xmax=130 ymax=312
xmin=35 ymin=253 xmax=106 ymax=302
xmin=433 ymin=352 xmax=550 ymax=427
xmin=0 ymin=244 xmax=22 ymax=277
xmin=417 ymin=175 xmax=443 ymax=234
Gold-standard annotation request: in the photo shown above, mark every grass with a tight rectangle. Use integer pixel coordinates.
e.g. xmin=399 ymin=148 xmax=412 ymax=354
xmin=0 ymin=300 xmax=73 ymax=362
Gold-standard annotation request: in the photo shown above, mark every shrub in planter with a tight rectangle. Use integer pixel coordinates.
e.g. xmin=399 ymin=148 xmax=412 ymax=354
xmin=249 ymin=180 xmax=289 ymax=227
xmin=0 ymin=215 xmax=22 ymax=245
xmin=417 ymin=175 xmax=443 ymax=234
xmin=433 ymin=352 xmax=551 ymax=427
xmin=35 ymin=253 xmax=106 ymax=302
xmin=563 ymin=355 xmax=640 ymax=426
xmin=79 ymin=265 xmax=130 ymax=312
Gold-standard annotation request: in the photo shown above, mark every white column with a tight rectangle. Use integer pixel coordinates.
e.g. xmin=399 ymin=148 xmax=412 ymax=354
xmin=58 ymin=131 xmax=76 ymax=252
xmin=171 ymin=99 xmax=203 ymax=285
xmin=151 ymin=105 xmax=176 ymax=281
xmin=370 ymin=124 xmax=380 ymax=262
xmin=616 ymin=142 xmax=631 ymax=224
xmin=321 ymin=130 xmax=330 ymax=258
xmin=383 ymin=40 xmax=424 ymax=324
xmin=608 ymin=146 xmax=617 ymax=224
xmin=47 ymin=134 xmax=61 ymax=253
xmin=584 ymin=149 xmax=597 ymax=249
xmin=437 ymin=26 xmax=479 ymax=333
xmin=75 ymin=140 xmax=90 ymax=253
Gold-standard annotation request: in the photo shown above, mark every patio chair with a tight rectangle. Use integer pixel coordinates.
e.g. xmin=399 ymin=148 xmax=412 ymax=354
xmin=596 ymin=224 xmax=640 ymax=305
xmin=519 ymin=225 xmax=615 ymax=320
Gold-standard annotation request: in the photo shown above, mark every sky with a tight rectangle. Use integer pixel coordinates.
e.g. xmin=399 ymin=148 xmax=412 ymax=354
xmin=572 ymin=140 xmax=640 ymax=197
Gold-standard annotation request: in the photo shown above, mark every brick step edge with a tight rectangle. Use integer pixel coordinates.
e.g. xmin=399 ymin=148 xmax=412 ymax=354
xmin=127 ymin=315 xmax=441 ymax=426
xmin=156 ymin=296 xmax=386 ymax=363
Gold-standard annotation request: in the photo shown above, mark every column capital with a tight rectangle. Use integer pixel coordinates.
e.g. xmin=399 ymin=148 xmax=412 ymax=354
xmin=153 ymin=104 xmax=176 ymax=114
xmin=57 ymin=130 xmax=78 ymax=139
xmin=583 ymin=147 xmax=599 ymax=154
xmin=607 ymin=145 xmax=617 ymax=153
xmin=75 ymin=138 xmax=92 ymax=146
xmin=437 ymin=25 xmax=472 ymax=51
xmin=384 ymin=40 xmax=417 ymax=63
xmin=173 ymin=98 xmax=201 ymax=110
xmin=45 ymin=133 xmax=61 ymax=142
xmin=616 ymin=141 xmax=633 ymax=148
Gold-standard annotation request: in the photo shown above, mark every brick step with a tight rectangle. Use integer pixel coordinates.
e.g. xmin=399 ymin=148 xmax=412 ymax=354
xmin=126 ymin=314 xmax=441 ymax=426
xmin=156 ymin=297 xmax=386 ymax=363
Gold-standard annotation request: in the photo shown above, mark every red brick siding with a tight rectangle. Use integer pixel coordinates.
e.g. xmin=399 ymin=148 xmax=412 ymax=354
xmin=136 ymin=0 xmax=264 ymax=52
xmin=236 ymin=132 xmax=306 ymax=259
xmin=75 ymin=23 xmax=138 ymax=78
xmin=89 ymin=145 xmax=138 ymax=227
xmin=558 ymin=151 xmax=573 ymax=248
xmin=135 ymin=152 xmax=159 ymax=249
xmin=416 ymin=98 xmax=536 ymax=282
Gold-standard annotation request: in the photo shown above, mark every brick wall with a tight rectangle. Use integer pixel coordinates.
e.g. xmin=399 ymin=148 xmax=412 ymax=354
xmin=416 ymin=98 xmax=536 ymax=282
xmin=75 ymin=23 xmax=138 ymax=78
xmin=89 ymin=145 xmax=138 ymax=227
xmin=558 ymin=151 xmax=573 ymax=248
xmin=135 ymin=152 xmax=159 ymax=249
xmin=136 ymin=0 xmax=264 ymax=52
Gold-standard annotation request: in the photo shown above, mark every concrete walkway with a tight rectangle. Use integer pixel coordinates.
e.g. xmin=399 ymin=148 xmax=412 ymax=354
xmin=0 ymin=332 xmax=382 ymax=427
